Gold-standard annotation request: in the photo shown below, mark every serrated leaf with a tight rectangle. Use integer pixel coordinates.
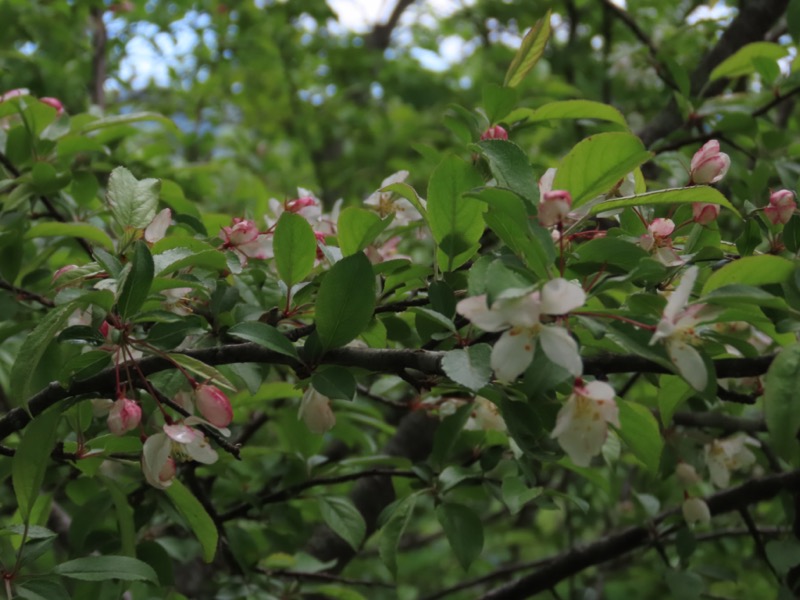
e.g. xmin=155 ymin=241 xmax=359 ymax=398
xmin=12 ymin=408 xmax=61 ymax=521
xmin=167 ymin=353 xmax=235 ymax=392
xmin=509 ymin=100 xmax=627 ymax=127
xmin=274 ymin=211 xmax=317 ymax=288
xmin=106 ymin=166 xmax=161 ymax=229
xmin=116 ymin=241 xmax=154 ymax=318
xmin=589 ymin=186 xmax=739 ymax=218
xmin=504 ymin=10 xmax=551 ymax=87
xmin=165 ymin=479 xmax=218 ymax=563
xmin=427 ymin=156 xmax=485 ymax=272
xmin=315 ymin=252 xmax=376 ymax=351
xmin=764 ymin=344 xmax=800 ymax=466
xmin=442 ymin=344 xmax=492 ymax=392
xmin=616 ymin=400 xmax=662 ymax=473
xmin=436 ymin=502 xmax=484 ymax=570
xmin=227 ymin=322 xmax=299 ymax=359
xmin=378 ymin=494 xmax=416 ymax=579
xmin=318 ymin=497 xmax=366 ymax=551
xmin=473 ymin=140 xmax=539 ymax=205
xmin=703 ymin=255 xmax=794 ymax=293
xmin=53 ymin=555 xmax=159 ymax=583
xmin=553 ymin=132 xmax=652 ymax=208
xmin=26 ymin=222 xmax=114 ymax=251
xmin=10 ymin=301 xmax=76 ymax=402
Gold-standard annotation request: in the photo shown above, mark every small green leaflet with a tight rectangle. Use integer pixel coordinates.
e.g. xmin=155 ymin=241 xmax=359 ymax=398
xmin=589 ymin=186 xmax=739 ymax=218
xmin=378 ymin=494 xmax=417 ymax=579
xmin=165 ymin=479 xmax=219 ymax=563
xmin=337 ymin=207 xmax=392 ymax=255
xmin=504 ymin=10 xmax=552 ymax=88
xmin=227 ymin=321 xmax=299 ymax=359
xmin=709 ymin=42 xmax=788 ymax=81
xmin=318 ymin=496 xmax=366 ymax=551
xmin=116 ymin=241 xmax=154 ymax=318
xmin=507 ymin=100 xmax=628 ymax=128
xmin=764 ymin=344 xmax=800 ymax=466
xmin=436 ymin=502 xmax=484 ymax=570
xmin=273 ymin=211 xmax=317 ymax=288
xmin=106 ymin=166 xmax=161 ymax=230
xmin=12 ymin=407 xmax=62 ymax=521
xmin=53 ymin=555 xmax=159 ymax=583
xmin=702 ymin=255 xmax=794 ymax=293
xmin=441 ymin=344 xmax=492 ymax=392
xmin=616 ymin=400 xmax=662 ymax=473
xmin=26 ymin=222 xmax=114 ymax=251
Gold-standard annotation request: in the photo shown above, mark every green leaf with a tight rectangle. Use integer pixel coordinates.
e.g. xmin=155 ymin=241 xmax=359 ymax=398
xmin=482 ymin=83 xmax=519 ymax=124
xmin=589 ymin=186 xmax=739 ymax=218
xmin=12 ymin=407 xmax=61 ymax=521
xmin=501 ymin=476 xmax=543 ymax=515
xmin=103 ymin=477 xmax=136 ymax=557
xmin=665 ymin=570 xmax=704 ymax=599
xmin=379 ymin=182 xmax=427 ymax=220
xmin=167 ymin=353 xmax=235 ymax=392
xmin=509 ymin=100 xmax=627 ymax=128
xmin=764 ymin=344 xmax=800 ymax=466
xmin=657 ymin=375 xmax=692 ymax=427
xmin=766 ymin=540 xmax=800 ymax=575
xmin=430 ymin=403 xmax=473 ymax=469
xmin=53 ymin=555 xmax=159 ymax=583
xmin=504 ymin=10 xmax=551 ymax=87
xmin=616 ymin=400 xmax=662 ymax=473
xmin=441 ymin=344 xmax=492 ymax=392
xmin=436 ymin=502 xmax=484 ymax=570
xmin=709 ymin=42 xmax=788 ymax=81
xmin=337 ymin=207 xmax=392 ymax=256
xmin=116 ymin=241 xmax=154 ymax=319
xmin=553 ymin=132 xmax=652 ymax=208
xmin=427 ymin=156 xmax=485 ymax=271
xmin=378 ymin=494 xmax=416 ymax=579
xmin=15 ymin=578 xmax=70 ymax=600
xmin=702 ymin=255 xmax=795 ymax=293
xmin=274 ymin=211 xmax=317 ymax=288
xmin=571 ymin=237 xmax=649 ymax=272
xmin=106 ymin=166 xmax=161 ymax=230
xmin=318 ymin=497 xmax=366 ymax=551
xmin=165 ymin=479 xmax=218 ymax=563
xmin=311 ymin=367 xmax=356 ymax=401
xmin=227 ymin=322 xmax=299 ymax=359
xmin=77 ymin=112 xmax=176 ymax=133
xmin=473 ymin=140 xmax=539 ymax=205
xmin=10 ymin=301 xmax=76 ymax=402
xmin=315 ymin=252 xmax=376 ymax=351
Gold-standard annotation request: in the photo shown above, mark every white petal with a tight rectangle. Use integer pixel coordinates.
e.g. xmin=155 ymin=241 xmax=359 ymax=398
xmin=539 ymin=326 xmax=582 ymax=376
xmin=667 ymin=340 xmax=707 ymax=391
xmin=456 ymin=295 xmax=510 ymax=332
xmin=163 ymin=424 xmax=198 ymax=444
xmin=538 ymin=168 xmax=557 ymax=195
xmin=380 ymin=170 xmax=409 ymax=188
xmin=553 ymin=399 xmax=608 ymax=467
xmin=491 ymin=329 xmax=535 ymax=383
xmin=144 ymin=208 xmax=172 ymax=243
xmin=185 ymin=437 xmax=218 ymax=464
xmin=663 ymin=266 xmax=698 ymax=322
xmin=142 ymin=433 xmax=172 ymax=489
xmin=540 ymin=279 xmax=586 ymax=315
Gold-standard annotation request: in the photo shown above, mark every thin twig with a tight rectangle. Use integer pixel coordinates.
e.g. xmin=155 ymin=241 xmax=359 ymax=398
xmin=0 ymin=279 xmax=54 ymax=308
xmin=258 ymin=567 xmax=395 ymax=588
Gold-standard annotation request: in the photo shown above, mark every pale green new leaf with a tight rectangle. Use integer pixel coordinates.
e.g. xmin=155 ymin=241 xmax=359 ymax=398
xmin=106 ymin=166 xmax=161 ymax=230
xmin=504 ymin=10 xmax=552 ymax=88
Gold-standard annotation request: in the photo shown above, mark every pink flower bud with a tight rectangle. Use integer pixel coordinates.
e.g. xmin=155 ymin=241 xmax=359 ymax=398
xmin=107 ymin=397 xmax=142 ymax=435
xmin=538 ymin=190 xmax=572 ymax=227
xmin=0 ymin=88 xmax=30 ymax=103
xmin=764 ymin=189 xmax=796 ymax=225
xmin=648 ymin=218 xmax=675 ymax=238
xmin=159 ymin=457 xmax=177 ymax=483
xmin=195 ymin=384 xmax=233 ymax=428
xmin=480 ymin=125 xmax=508 ymax=141
xmin=692 ymin=203 xmax=720 ymax=225
xmin=286 ymin=197 xmax=318 ymax=213
xmin=52 ymin=264 xmax=78 ymax=282
xmin=99 ymin=320 xmax=111 ymax=338
xmin=39 ymin=97 xmax=64 ymax=116
xmin=689 ymin=140 xmax=730 ymax=185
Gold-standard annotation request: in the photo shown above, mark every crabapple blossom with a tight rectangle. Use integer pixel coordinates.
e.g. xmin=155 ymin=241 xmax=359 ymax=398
xmin=480 ymin=125 xmax=508 ymax=141
xmin=764 ymin=189 xmax=796 ymax=225
xmin=538 ymin=190 xmax=572 ymax=227
xmin=639 ymin=218 xmax=682 ymax=266
xmin=689 ymin=140 xmax=730 ymax=185
xmin=692 ymin=203 xmax=720 ymax=225
xmin=704 ymin=433 xmax=759 ymax=488
xmin=142 ymin=418 xmax=223 ymax=489
xmin=550 ymin=380 xmax=619 ymax=467
xmin=298 ymin=387 xmax=336 ymax=434
xmin=682 ymin=496 xmax=711 ymax=526
xmin=649 ymin=266 xmax=717 ymax=391
xmin=107 ymin=397 xmax=141 ymax=435
xmin=39 ymin=97 xmax=64 ymax=115
xmin=456 ymin=278 xmax=586 ymax=382
xmin=466 ymin=397 xmax=507 ymax=432
xmin=195 ymin=384 xmax=233 ymax=428
xmin=220 ymin=217 xmax=272 ymax=264
xmin=144 ymin=208 xmax=172 ymax=243
xmin=364 ymin=171 xmax=422 ymax=226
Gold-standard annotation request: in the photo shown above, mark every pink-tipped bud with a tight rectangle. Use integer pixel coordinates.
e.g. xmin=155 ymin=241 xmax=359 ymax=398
xmin=0 ymin=88 xmax=30 ymax=103
xmin=107 ymin=397 xmax=142 ymax=435
xmin=692 ymin=203 xmax=720 ymax=225
xmin=765 ymin=189 xmax=796 ymax=225
xmin=195 ymin=384 xmax=233 ymax=428
xmin=158 ymin=456 xmax=177 ymax=484
xmin=39 ymin=97 xmax=64 ymax=116
xmin=286 ymin=197 xmax=318 ymax=213
xmin=538 ymin=190 xmax=572 ymax=227
xmin=480 ymin=125 xmax=508 ymax=141
xmin=52 ymin=264 xmax=78 ymax=282
xmin=648 ymin=217 xmax=675 ymax=238
xmin=99 ymin=320 xmax=111 ymax=339
xmin=689 ymin=140 xmax=730 ymax=185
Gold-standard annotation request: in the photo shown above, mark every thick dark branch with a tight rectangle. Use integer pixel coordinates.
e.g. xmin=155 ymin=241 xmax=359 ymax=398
xmin=481 ymin=469 xmax=800 ymax=599
xmin=638 ymin=0 xmax=790 ymax=147
xmin=367 ymin=0 xmax=417 ymax=50
xmin=671 ymin=411 xmax=765 ymax=433
xmin=0 ymin=279 xmax=55 ymax=308
xmin=89 ymin=7 xmax=108 ymax=108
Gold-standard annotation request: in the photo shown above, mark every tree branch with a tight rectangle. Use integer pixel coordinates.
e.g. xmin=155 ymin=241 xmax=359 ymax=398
xmin=481 ymin=468 xmax=800 ymax=599
xmin=0 ymin=278 xmax=55 ymax=308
